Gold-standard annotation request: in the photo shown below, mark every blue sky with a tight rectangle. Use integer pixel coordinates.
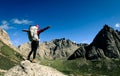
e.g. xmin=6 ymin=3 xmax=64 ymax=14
xmin=0 ymin=0 xmax=120 ymax=46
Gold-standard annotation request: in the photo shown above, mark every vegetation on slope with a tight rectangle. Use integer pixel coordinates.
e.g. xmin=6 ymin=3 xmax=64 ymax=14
xmin=40 ymin=58 xmax=120 ymax=76
xmin=0 ymin=40 xmax=23 ymax=70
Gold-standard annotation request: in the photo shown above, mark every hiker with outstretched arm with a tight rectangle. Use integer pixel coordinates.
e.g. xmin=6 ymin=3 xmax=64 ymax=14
xmin=22 ymin=25 xmax=51 ymax=63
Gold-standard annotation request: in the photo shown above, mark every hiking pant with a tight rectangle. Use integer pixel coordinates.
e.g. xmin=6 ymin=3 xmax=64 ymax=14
xmin=27 ymin=40 xmax=39 ymax=59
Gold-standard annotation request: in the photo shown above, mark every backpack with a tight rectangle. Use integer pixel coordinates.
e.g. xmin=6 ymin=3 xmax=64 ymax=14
xmin=28 ymin=25 xmax=39 ymax=41
xmin=28 ymin=25 xmax=33 ymax=41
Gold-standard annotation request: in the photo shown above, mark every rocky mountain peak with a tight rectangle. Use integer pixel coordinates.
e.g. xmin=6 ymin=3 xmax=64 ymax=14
xmin=90 ymin=24 xmax=120 ymax=58
xmin=68 ymin=24 xmax=120 ymax=60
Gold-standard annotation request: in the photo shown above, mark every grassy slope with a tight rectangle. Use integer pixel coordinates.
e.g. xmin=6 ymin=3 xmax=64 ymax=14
xmin=0 ymin=40 xmax=23 ymax=70
xmin=0 ymin=73 xmax=4 ymax=76
xmin=40 ymin=58 xmax=120 ymax=76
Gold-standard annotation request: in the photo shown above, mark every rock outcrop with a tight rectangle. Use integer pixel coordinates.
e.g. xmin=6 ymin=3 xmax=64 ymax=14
xmin=0 ymin=28 xmax=12 ymax=45
xmin=68 ymin=25 xmax=120 ymax=60
xmin=18 ymin=38 xmax=79 ymax=60
xmin=4 ymin=60 xmax=66 ymax=76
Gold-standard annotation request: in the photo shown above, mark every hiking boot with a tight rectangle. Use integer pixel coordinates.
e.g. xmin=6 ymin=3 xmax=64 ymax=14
xmin=31 ymin=59 xmax=36 ymax=63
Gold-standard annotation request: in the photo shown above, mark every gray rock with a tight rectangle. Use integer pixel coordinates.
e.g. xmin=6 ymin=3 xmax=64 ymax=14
xmin=68 ymin=45 xmax=86 ymax=60
xmin=4 ymin=60 xmax=67 ymax=76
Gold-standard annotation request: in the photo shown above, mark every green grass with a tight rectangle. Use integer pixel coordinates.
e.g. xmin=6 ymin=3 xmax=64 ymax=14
xmin=0 ymin=40 xmax=23 ymax=70
xmin=0 ymin=55 xmax=17 ymax=70
xmin=0 ymin=73 xmax=4 ymax=76
xmin=1 ymin=45 xmax=23 ymax=62
xmin=40 ymin=58 xmax=91 ymax=75
xmin=40 ymin=58 xmax=120 ymax=76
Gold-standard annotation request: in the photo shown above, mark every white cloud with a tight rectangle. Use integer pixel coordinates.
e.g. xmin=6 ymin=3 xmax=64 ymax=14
xmin=0 ymin=18 xmax=33 ymax=30
xmin=0 ymin=20 xmax=10 ymax=30
xmin=115 ymin=23 xmax=120 ymax=28
xmin=11 ymin=18 xmax=32 ymax=25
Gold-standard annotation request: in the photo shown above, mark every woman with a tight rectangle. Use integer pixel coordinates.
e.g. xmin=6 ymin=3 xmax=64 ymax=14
xmin=22 ymin=25 xmax=50 ymax=62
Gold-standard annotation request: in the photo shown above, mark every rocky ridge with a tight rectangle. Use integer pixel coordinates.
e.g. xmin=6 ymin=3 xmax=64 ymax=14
xmin=18 ymin=38 xmax=80 ymax=60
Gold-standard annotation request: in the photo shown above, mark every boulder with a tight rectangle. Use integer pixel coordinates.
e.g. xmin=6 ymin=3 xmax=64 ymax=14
xmin=4 ymin=60 xmax=67 ymax=76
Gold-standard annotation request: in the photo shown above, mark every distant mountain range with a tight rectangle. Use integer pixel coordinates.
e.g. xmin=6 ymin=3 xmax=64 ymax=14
xmin=18 ymin=38 xmax=80 ymax=60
